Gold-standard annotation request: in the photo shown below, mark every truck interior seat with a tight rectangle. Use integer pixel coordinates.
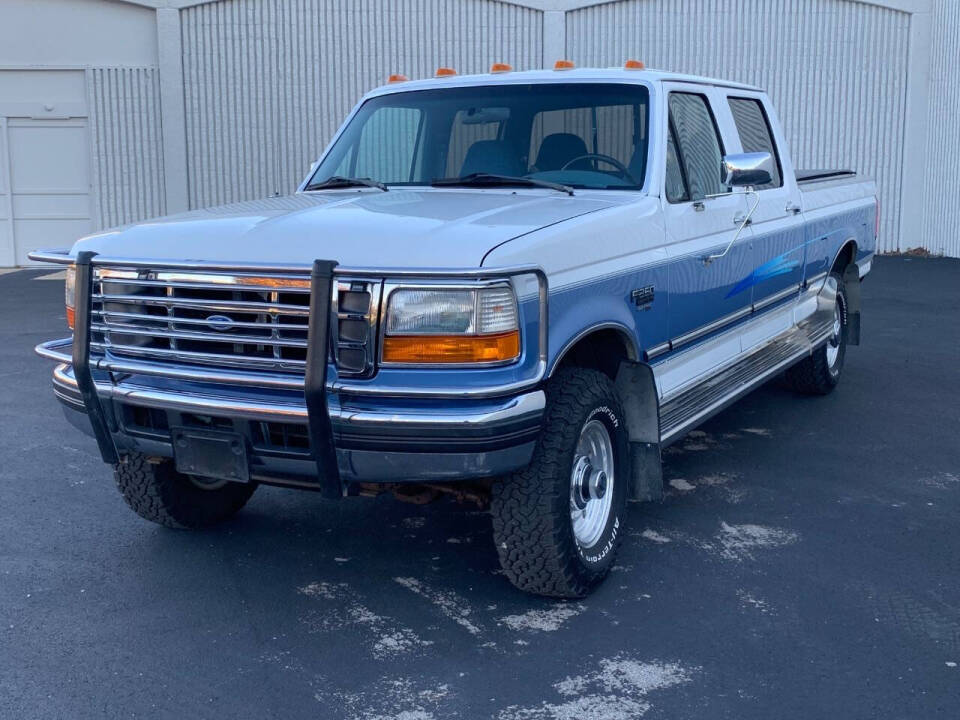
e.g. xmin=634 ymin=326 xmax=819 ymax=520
xmin=460 ymin=140 xmax=524 ymax=177
xmin=627 ymin=145 xmax=647 ymax=184
xmin=533 ymin=133 xmax=589 ymax=172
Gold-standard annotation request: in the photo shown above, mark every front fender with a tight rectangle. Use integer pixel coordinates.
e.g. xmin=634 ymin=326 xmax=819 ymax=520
xmin=547 ymin=290 xmax=640 ymax=375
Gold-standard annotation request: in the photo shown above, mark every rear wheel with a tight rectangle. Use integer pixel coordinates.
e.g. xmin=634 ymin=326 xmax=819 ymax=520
xmin=784 ymin=271 xmax=847 ymax=395
xmin=113 ymin=452 xmax=257 ymax=529
xmin=491 ymin=368 xmax=629 ymax=597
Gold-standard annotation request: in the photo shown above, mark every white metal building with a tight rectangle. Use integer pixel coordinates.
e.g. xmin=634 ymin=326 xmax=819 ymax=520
xmin=1 ymin=0 xmax=958 ymax=266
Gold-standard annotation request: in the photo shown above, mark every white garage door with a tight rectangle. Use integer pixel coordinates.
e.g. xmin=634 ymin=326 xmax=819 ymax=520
xmin=2 ymin=117 xmax=93 ymax=266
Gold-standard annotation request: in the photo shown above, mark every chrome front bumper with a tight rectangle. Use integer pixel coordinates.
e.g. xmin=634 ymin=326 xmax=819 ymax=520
xmin=30 ymin=252 xmax=549 ymax=491
xmin=49 ymin=360 xmax=544 ymax=484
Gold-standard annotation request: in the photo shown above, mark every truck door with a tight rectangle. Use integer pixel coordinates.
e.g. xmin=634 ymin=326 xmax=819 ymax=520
xmin=722 ymin=94 xmax=805 ymax=345
xmin=661 ymin=88 xmax=753 ymax=365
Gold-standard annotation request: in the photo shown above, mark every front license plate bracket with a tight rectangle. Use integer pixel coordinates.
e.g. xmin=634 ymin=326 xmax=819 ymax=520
xmin=171 ymin=427 xmax=250 ymax=483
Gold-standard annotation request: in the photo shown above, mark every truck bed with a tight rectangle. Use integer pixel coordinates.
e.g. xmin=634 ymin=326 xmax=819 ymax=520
xmin=796 ymin=169 xmax=857 ymax=184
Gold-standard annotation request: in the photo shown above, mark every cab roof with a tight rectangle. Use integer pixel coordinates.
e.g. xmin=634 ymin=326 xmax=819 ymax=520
xmin=365 ymin=67 xmax=763 ymax=99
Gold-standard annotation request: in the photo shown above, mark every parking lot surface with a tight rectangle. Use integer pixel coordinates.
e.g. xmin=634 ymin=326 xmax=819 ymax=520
xmin=1 ymin=257 xmax=958 ymax=719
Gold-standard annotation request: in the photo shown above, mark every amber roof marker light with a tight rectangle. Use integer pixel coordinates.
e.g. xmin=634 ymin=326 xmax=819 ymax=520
xmin=624 ymin=59 xmax=645 ymax=70
xmin=554 ymin=60 xmax=575 ymax=70
xmin=387 ymin=73 xmax=409 ymax=83
xmin=435 ymin=67 xmax=457 ymax=77
xmin=490 ymin=62 xmax=512 ymax=73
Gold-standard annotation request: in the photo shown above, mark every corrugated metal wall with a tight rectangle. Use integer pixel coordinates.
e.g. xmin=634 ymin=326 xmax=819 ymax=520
xmin=180 ymin=0 xmax=544 ymax=208
xmin=86 ymin=67 xmax=166 ymax=228
xmin=566 ymin=0 xmax=910 ymax=253
xmin=921 ymin=0 xmax=960 ymax=257
xmin=69 ymin=0 xmax=960 ymax=258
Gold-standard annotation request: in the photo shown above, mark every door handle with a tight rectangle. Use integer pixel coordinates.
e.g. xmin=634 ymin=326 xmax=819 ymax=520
xmin=733 ymin=214 xmax=752 ymax=226
xmin=785 ymin=202 xmax=801 ymax=215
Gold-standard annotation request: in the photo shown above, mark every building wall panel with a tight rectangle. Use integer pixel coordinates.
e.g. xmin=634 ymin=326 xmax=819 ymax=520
xmin=920 ymin=0 xmax=960 ymax=257
xmin=180 ymin=0 xmax=544 ymax=208
xmin=566 ymin=0 xmax=910 ymax=253
xmin=86 ymin=67 xmax=166 ymax=229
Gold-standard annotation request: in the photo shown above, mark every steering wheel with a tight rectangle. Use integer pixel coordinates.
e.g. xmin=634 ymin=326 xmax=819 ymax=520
xmin=561 ymin=153 xmax=638 ymax=184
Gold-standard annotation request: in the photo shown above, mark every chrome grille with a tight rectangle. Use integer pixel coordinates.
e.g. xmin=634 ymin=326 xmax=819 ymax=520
xmin=89 ymin=267 xmax=379 ymax=376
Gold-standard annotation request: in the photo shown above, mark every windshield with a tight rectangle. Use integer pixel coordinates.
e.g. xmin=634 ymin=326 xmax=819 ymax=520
xmin=307 ymin=83 xmax=650 ymax=191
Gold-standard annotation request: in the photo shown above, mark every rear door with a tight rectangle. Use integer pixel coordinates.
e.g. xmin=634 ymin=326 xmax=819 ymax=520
xmin=660 ymin=87 xmax=752 ymax=375
xmin=722 ymin=93 xmax=805 ymax=344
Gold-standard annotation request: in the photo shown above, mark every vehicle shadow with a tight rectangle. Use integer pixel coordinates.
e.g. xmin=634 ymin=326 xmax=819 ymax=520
xmin=113 ymin=375 xmax=809 ymax=618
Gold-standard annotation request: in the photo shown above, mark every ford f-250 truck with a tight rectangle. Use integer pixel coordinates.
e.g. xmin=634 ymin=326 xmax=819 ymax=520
xmin=31 ymin=64 xmax=876 ymax=597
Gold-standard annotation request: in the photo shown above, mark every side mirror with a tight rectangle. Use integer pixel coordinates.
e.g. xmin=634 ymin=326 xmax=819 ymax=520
xmin=721 ymin=152 xmax=773 ymax=188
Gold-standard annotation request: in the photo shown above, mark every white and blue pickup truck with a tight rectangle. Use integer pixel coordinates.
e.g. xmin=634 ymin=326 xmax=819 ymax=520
xmin=32 ymin=66 xmax=876 ymax=597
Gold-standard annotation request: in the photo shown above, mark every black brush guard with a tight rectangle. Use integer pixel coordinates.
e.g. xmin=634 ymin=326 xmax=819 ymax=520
xmin=72 ymin=253 xmax=344 ymax=498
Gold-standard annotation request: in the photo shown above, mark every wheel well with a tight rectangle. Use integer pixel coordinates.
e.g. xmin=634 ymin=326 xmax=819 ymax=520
xmin=554 ymin=328 xmax=637 ymax=380
xmin=831 ymin=240 xmax=857 ymax=275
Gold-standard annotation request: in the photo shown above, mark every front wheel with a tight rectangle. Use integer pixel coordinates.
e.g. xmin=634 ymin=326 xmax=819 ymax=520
xmin=113 ymin=452 xmax=257 ymax=529
xmin=784 ymin=270 xmax=848 ymax=395
xmin=491 ymin=368 xmax=629 ymax=597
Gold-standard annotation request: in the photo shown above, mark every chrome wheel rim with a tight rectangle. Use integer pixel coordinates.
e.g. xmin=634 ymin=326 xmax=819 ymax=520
xmin=826 ymin=301 xmax=842 ymax=368
xmin=570 ymin=418 xmax=615 ymax=548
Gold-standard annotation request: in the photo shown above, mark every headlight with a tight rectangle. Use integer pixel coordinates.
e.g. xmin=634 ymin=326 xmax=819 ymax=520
xmin=65 ymin=264 xmax=76 ymax=330
xmin=382 ymin=285 xmax=520 ymax=364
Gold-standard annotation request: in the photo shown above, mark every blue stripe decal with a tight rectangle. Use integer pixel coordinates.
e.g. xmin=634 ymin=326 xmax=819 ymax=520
xmin=725 ymin=242 xmax=807 ymax=299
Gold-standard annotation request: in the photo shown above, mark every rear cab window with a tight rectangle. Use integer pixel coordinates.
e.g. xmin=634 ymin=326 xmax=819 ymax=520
xmin=727 ymin=96 xmax=783 ymax=189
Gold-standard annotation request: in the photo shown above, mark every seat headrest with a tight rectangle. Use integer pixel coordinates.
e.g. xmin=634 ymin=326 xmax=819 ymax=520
xmin=534 ymin=133 xmax=589 ymax=172
xmin=459 ymin=140 xmax=523 ymax=177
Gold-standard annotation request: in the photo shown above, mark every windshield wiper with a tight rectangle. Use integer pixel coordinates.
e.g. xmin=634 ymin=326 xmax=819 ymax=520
xmin=432 ymin=173 xmax=574 ymax=196
xmin=304 ymin=176 xmax=388 ymax=192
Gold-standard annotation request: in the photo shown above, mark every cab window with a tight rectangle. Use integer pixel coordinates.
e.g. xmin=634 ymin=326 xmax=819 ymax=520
xmin=727 ymin=97 xmax=782 ymax=189
xmin=666 ymin=92 xmax=726 ymax=202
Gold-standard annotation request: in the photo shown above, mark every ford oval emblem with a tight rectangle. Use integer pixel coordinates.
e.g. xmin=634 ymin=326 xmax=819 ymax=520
xmin=205 ymin=314 xmax=235 ymax=332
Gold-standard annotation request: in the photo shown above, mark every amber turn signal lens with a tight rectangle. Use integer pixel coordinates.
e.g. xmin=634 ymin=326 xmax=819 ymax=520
xmin=382 ymin=331 xmax=520 ymax=364
xmin=66 ymin=306 xmax=76 ymax=331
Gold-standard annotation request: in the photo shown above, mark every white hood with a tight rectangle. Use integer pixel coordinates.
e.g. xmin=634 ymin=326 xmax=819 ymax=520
xmin=74 ymin=188 xmax=625 ymax=268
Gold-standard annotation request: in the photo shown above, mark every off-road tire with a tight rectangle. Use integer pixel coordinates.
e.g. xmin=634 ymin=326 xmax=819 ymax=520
xmin=784 ymin=271 xmax=848 ymax=395
xmin=491 ymin=368 xmax=629 ymax=598
xmin=113 ymin=452 xmax=257 ymax=529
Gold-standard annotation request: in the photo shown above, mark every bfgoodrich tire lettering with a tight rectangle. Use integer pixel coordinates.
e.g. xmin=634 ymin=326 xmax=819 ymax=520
xmin=491 ymin=368 xmax=629 ymax=598
xmin=113 ymin=452 xmax=257 ymax=529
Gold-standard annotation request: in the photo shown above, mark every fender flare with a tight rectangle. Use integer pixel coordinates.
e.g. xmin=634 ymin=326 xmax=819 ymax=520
xmin=549 ymin=321 xmax=640 ymax=377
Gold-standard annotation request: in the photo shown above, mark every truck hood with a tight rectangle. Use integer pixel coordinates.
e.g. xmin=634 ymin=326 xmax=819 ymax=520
xmin=73 ymin=189 xmax=624 ymax=268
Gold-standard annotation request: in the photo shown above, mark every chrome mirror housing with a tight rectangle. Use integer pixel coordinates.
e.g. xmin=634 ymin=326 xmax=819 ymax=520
xmin=721 ymin=152 xmax=773 ymax=188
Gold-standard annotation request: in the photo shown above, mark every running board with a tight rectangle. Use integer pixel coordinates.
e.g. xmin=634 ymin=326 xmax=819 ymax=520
xmin=659 ymin=291 xmax=836 ymax=444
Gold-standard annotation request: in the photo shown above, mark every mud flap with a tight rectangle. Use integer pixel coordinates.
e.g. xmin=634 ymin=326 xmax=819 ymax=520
xmin=843 ymin=263 xmax=861 ymax=345
xmin=614 ymin=361 xmax=663 ymax=502
xmin=628 ymin=442 xmax=663 ymax=502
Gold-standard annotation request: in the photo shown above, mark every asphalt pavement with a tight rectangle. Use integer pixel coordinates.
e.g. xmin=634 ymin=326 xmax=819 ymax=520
xmin=1 ymin=257 xmax=958 ymax=719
